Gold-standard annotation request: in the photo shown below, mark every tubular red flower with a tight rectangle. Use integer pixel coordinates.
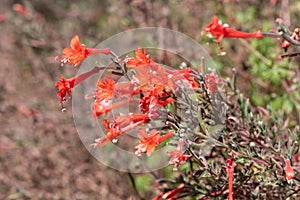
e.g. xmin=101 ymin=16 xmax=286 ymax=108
xmin=60 ymin=35 xmax=110 ymax=67
xmin=152 ymin=192 xmax=164 ymax=200
xmin=113 ymin=113 xmax=150 ymax=129
xmin=55 ymin=67 xmax=101 ymax=110
xmin=162 ymin=186 xmax=186 ymax=199
xmin=135 ymin=129 xmax=172 ymax=156
xmin=203 ymin=16 xmax=262 ymax=45
xmin=114 ymin=81 xmax=136 ymax=98
xmin=170 ymin=68 xmax=199 ymax=88
xmin=95 ymin=77 xmax=115 ymax=103
xmin=91 ymin=119 xmax=122 ymax=146
xmin=226 ymin=156 xmax=235 ymax=200
xmin=92 ymin=114 xmax=149 ymax=146
xmin=139 ymin=89 xmax=174 ymax=115
xmin=123 ymin=47 xmax=156 ymax=68
xmin=284 ymin=159 xmax=294 ymax=183
xmin=167 ymin=140 xmax=189 ymax=170
xmin=133 ymin=64 xmax=176 ymax=93
xmin=93 ymin=99 xmax=131 ymax=117
xmin=55 ymin=76 xmax=76 ymax=109
xmin=152 ymin=185 xmax=186 ymax=200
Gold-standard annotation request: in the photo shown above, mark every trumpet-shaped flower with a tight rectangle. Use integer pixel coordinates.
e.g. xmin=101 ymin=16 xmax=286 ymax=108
xmin=60 ymin=35 xmax=110 ymax=67
xmin=55 ymin=67 xmax=101 ymax=110
xmin=123 ymin=47 xmax=156 ymax=69
xmin=135 ymin=129 xmax=172 ymax=156
xmin=93 ymin=99 xmax=131 ymax=117
xmin=91 ymin=119 xmax=122 ymax=146
xmin=203 ymin=16 xmax=262 ymax=45
xmin=92 ymin=113 xmax=149 ymax=146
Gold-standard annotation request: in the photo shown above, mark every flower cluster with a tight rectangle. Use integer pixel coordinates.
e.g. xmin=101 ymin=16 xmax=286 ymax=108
xmin=55 ymin=16 xmax=300 ymax=199
xmin=56 ymin=38 xmax=209 ymax=168
xmin=88 ymin=47 xmax=204 ymax=157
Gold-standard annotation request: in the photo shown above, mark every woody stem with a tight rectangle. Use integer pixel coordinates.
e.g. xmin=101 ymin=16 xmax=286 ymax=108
xmin=263 ymin=32 xmax=300 ymax=46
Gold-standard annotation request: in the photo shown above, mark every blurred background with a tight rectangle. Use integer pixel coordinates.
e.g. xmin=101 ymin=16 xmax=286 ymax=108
xmin=0 ymin=0 xmax=299 ymax=199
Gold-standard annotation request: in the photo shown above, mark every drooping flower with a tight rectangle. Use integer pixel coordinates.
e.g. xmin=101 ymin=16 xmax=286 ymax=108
xmin=55 ymin=67 xmax=101 ymax=110
xmin=60 ymin=35 xmax=110 ymax=67
xmin=95 ymin=77 xmax=115 ymax=103
xmin=226 ymin=155 xmax=235 ymax=200
xmin=284 ymin=158 xmax=294 ymax=183
xmin=203 ymin=16 xmax=263 ymax=45
xmin=55 ymin=76 xmax=76 ymax=110
xmin=123 ymin=47 xmax=156 ymax=69
xmin=135 ymin=129 xmax=172 ymax=156
xmin=167 ymin=140 xmax=189 ymax=170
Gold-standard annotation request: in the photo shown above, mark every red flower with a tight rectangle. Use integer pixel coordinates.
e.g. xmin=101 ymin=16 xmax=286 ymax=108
xmin=170 ymin=68 xmax=199 ymax=88
xmin=167 ymin=140 xmax=189 ymax=170
xmin=61 ymin=35 xmax=110 ymax=67
xmin=114 ymin=81 xmax=136 ymax=98
xmin=153 ymin=185 xmax=186 ymax=200
xmin=226 ymin=155 xmax=235 ymax=200
xmin=123 ymin=47 xmax=156 ymax=69
xmin=93 ymin=99 xmax=131 ymax=117
xmin=152 ymin=192 xmax=164 ymax=200
xmin=55 ymin=76 xmax=76 ymax=110
xmin=133 ymin=65 xmax=176 ymax=92
xmin=92 ymin=113 xmax=149 ymax=146
xmin=139 ymin=89 xmax=174 ymax=115
xmin=95 ymin=77 xmax=115 ymax=103
xmin=205 ymin=73 xmax=223 ymax=93
xmin=55 ymin=67 xmax=101 ymax=110
xmin=203 ymin=16 xmax=262 ymax=45
xmin=13 ymin=4 xmax=27 ymax=16
xmin=113 ymin=113 xmax=150 ymax=129
xmin=91 ymin=119 xmax=122 ymax=147
xmin=135 ymin=129 xmax=172 ymax=156
xmin=284 ymin=158 xmax=294 ymax=183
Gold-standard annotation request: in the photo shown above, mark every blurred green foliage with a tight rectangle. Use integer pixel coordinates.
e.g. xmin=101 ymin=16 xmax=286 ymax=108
xmin=132 ymin=174 xmax=153 ymax=192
